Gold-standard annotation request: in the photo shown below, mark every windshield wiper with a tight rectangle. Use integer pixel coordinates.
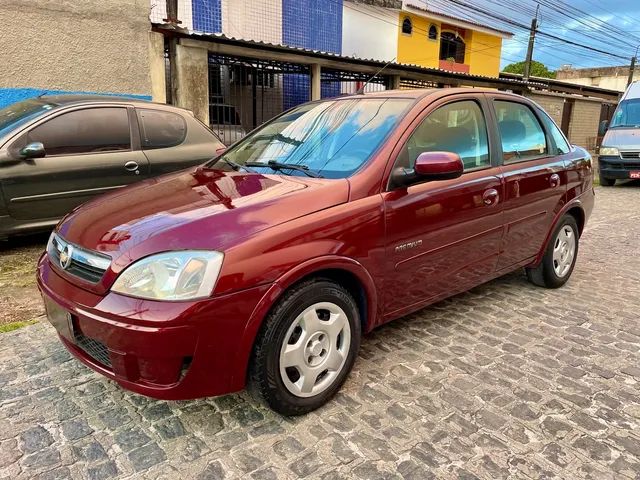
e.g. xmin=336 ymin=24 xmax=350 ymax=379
xmin=221 ymin=157 xmax=257 ymax=173
xmin=245 ymin=160 xmax=323 ymax=178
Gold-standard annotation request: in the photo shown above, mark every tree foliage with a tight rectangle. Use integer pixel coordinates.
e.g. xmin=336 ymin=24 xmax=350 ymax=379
xmin=502 ymin=60 xmax=557 ymax=79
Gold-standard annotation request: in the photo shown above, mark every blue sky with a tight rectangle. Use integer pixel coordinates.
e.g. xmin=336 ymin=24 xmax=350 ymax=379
xmin=418 ymin=0 xmax=640 ymax=71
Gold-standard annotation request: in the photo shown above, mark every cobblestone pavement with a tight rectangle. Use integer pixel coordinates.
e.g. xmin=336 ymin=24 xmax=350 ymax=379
xmin=1 ymin=185 xmax=640 ymax=480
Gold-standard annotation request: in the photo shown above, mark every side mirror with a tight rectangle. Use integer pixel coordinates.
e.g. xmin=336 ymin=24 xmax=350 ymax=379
xmin=19 ymin=142 xmax=46 ymax=159
xmin=391 ymin=151 xmax=464 ymax=189
xmin=598 ymin=120 xmax=609 ymax=136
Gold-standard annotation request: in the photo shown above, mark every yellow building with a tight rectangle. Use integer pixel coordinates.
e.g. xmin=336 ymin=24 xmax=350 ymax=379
xmin=396 ymin=4 xmax=512 ymax=78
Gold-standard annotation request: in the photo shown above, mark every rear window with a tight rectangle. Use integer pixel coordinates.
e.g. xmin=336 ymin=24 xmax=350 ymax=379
xmin=137 ymin=109 xmax=187 ymax=149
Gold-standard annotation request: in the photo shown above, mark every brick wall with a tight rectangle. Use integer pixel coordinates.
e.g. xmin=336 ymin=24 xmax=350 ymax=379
xmin=527 ymin=93 xmax=564 ymax=125
xmin=568 ymin=100 xmax=601 ymax=151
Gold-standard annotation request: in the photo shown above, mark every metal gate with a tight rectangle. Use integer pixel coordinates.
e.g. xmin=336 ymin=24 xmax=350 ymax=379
xmin=320 ymin=68 xmax=387 ymax=97
xmin=208 ymin=53 xmax=310 ymax=145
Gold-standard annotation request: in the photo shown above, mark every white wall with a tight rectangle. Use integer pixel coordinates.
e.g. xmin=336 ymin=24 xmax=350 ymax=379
xmin=342 ymin=3 xmax=397 ymax=61
xmin=222 ymin=0 xmax=282 ymax=44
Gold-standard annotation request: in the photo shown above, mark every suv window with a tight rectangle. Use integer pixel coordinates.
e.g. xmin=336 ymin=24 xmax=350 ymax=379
xmin=27 ymin=107 xmax=130 ymax=156
xmin=398 ymin=100 xmax=490 ymax=171
xmin=137 ymin=109 xmax=187 ymax=149
xmin=494 ymin=101 xmax=548 ymax=162
xmin=538 ymin=109 xmax=571 ymax=154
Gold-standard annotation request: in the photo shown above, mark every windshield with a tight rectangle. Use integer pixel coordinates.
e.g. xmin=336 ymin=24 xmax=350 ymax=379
xmin=610 ymin=98 xmax=640 ymax=128
xmin=0 ymin=98 xmax=57 ymax=138
xmin=208 ymin=98 xmax=412 ymax=179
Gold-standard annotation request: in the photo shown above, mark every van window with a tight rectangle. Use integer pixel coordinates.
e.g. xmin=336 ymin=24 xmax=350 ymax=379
xmin=610 ymin=99 xmax=640 ymax=128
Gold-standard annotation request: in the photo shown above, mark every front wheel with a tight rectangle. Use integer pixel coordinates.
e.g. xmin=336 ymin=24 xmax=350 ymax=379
xmin=599 ymin=176 xmax=615 ymax=187
xmin=526 ymin=215 xmax=579 ymax=289
xmin=248 ymin=279 xmax=361 ymax=415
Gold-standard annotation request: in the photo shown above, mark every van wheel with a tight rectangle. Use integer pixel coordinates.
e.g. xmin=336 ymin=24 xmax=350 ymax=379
xmin=248 ymin=279 xmax=361 ymax=416
xmin=600 ymin=177 xmax=615 ymax=186
xmin=526 ymin=215 xmax=579 ymax=289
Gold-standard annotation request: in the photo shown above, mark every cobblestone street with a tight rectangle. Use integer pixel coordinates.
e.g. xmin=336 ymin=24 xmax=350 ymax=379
xmin=1 ymin=185 xmax=639 ymax=479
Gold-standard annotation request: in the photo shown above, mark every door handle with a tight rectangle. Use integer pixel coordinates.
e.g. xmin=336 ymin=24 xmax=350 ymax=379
xmin=482 ymin=188 xmax=499 ymax=206
xmin=550 ymin=173 xmax=560 ymax=188
xmin=124 ymin=161 xmax=140 ymax=174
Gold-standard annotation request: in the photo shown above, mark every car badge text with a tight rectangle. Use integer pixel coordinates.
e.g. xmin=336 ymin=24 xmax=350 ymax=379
xmin=395 ymin=240 xmax=423 ymax=253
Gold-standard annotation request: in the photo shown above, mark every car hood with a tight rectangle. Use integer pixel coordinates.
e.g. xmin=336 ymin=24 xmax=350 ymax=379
xmin=57 ymin=167 xmax=349 ymax=266
xmin=603 ymin=128 xmax=640 ymax=151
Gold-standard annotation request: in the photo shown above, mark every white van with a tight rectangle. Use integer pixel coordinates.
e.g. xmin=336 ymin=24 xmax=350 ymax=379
xmin=599 ymin=81 xmax=640 ymax=186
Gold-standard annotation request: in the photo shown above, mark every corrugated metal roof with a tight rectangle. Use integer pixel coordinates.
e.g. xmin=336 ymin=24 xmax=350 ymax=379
xmin=159 ymin=24 xmax=537 ymax=86
xmin=404 ymin=2 xmax=514 ymax=37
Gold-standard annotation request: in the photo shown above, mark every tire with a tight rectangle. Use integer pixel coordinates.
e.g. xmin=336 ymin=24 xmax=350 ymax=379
xmin=526 ymin=214 xmax=579 ymax=289
xmin=248 ymin=278 xmax=361 ymax=416
xmin=600 ymin=176 xmax=615 ymax=186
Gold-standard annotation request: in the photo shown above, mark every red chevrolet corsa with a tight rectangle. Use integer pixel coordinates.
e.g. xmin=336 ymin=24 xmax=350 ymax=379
xmin=38 ymin=89 xmax=594 ymax=415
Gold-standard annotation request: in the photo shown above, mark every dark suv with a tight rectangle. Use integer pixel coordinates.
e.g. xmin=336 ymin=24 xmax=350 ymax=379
xmin=0 ymin=95 xmax=224 ymax=239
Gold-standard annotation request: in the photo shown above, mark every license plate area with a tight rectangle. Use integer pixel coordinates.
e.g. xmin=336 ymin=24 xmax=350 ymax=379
xmin=630 ymin=171 xmax=640 ymax=179
xmin=44 ymin=297 xmax=75 ymax=342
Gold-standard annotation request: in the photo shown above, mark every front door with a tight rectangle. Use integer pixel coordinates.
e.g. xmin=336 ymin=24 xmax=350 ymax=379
xmin=383 ymin=97 xmax=504 ymax=319
xmin=489 ymin=97 xmax=567 ymax=269
xmin=1 ymin=106 xmax=149 ymax=222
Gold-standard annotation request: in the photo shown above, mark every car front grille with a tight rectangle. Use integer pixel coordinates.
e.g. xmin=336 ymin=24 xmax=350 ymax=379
xmin=48 ymin=233 xmax=111 ymax=283
xmin=75 ymin=333 xmax=112 ymax=368
xmin=620 ymin=151 xmax=640 ymax=160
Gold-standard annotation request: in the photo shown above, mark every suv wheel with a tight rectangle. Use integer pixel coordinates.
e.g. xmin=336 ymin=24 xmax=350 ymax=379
xmin=600 ymin=176 xmax=615 ymax=186
xmin=526 ymin=214 xmax=579 ymax=289
xmin=248 ymin=279 xmax=361 ymax=415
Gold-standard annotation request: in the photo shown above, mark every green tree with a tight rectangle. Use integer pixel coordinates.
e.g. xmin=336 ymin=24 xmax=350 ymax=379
xmin=502 ymin=60 xmax=556 ymax=79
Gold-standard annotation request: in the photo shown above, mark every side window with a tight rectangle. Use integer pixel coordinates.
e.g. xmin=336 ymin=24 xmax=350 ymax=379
xmin=538 ymin=109 xmax=571 ymax=154
xmin=398 ymin=100 xmax=490 ymax=171
xmin=27 ymin=108 xmax=130 ymax=155
xmin=494 ymin=101 xmax=548 ymax=162
xmin=137 ymin=109 xmax=187 ymax=149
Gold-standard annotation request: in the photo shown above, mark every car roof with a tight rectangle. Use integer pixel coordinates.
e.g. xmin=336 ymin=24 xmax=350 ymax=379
xmin=336 ymin=87 xmax=522 ymax=101
xmin=36 ymin=94 xmax=186 ymax=111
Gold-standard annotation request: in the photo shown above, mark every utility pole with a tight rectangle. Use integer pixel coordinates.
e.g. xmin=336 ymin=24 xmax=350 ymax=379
xmin=628 ymin=45 xmax=639 ymax=87
xmin=523 ymin=6 xmax=539 ymax=82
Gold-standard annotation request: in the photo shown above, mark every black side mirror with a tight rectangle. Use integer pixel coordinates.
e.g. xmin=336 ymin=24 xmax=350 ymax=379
xmin=19 ymin=142 xmax=46 ymax=159
xmin=598 ymin=120 xmax=609 ymax=136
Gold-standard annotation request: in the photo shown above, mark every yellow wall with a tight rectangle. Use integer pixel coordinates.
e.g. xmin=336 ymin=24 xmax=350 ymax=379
xmin=396 ymin=12 xmax=503 ymax=78
xmin=397 ymin=13 xmax=440 ymax=68
xmin=466 ymin=30 xmax=502 ymax=78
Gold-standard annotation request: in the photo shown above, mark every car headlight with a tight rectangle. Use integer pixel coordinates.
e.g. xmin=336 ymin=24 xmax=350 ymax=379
xmin=111 ymin=251 xmax=224 ymax=301
xmin=599 ymin=146 xmax=619 ymax=156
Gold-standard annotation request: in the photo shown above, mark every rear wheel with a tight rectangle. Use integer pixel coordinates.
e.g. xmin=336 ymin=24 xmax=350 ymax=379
xmin=248 ymin=279 xmax=361 ymax=415
xmin=526 ymin=215 xmax=579 ymax=289
xmin=600 ymin=176 xmax=615 ymax=186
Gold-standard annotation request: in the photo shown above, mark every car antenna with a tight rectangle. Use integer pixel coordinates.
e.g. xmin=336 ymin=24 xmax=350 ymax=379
xmin=356 ymin=57 xmax=397 ymax=95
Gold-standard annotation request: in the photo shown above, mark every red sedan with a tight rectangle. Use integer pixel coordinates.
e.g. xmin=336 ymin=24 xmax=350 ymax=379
xmin=37 ymin=89 xmax=594 ymax=415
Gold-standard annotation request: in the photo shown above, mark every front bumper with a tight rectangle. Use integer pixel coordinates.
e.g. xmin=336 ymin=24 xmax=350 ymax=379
xmin=37 ymin=254 xmax=271 ymax=400
xmin=599 ymin=155 xmax=640 ymax=179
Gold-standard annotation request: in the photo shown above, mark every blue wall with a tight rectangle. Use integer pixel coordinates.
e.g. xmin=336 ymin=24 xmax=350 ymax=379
xmin=192 ymin=0 xmax=222 ymax=33
xmin=282 ymin=0 xmax=343 ymax=107
xmin=0 ymin=88 xmax=151 ymax=109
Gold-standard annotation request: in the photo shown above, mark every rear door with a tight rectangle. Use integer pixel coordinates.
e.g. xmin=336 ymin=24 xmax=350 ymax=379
xmin=489 ymin=95 xmax=567 ymax=269
xmin=382 ymin=95 xmax=504 ymax=319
